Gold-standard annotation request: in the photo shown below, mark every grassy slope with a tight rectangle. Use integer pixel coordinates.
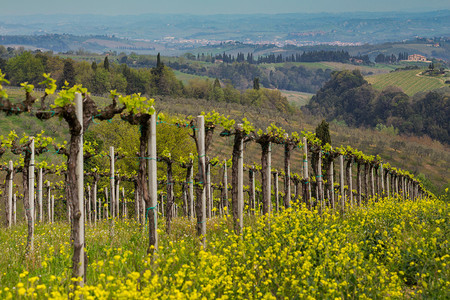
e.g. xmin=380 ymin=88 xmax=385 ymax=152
xmin=366 ymin=69 xmax=446 ymax=96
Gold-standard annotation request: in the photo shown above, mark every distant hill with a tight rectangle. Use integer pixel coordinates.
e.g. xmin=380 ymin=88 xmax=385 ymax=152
xmin=0 ymin=10 xmax=449 ymax=52
xmin=366 ymin=69 xmax=447 ymax=96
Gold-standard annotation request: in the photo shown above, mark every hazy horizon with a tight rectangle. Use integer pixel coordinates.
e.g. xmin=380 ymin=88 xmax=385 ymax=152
xmin=1 ymin=0 xmax=449 ymax=16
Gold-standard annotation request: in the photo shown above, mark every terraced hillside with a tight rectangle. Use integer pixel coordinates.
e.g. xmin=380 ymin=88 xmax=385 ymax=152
xmin=366 ymin=69 xmax=446 ymax=96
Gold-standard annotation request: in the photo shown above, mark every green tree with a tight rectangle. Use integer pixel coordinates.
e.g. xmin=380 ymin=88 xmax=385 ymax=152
xmin=104 ymin=56 xmax=110 ymax=71
xmin=5 ymin=51 xmax=44 ymax=85
xmin=315 ymin=119 xmax=331 ymax=146
xmin=253 ymin=77 xmax=260 ymax=90
xmin=60 ymin=59 xmax=76 ymax=87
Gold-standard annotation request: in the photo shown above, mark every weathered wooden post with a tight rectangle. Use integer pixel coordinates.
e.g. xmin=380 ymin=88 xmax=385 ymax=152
xmin=47 ymin=181 xmax=51 ymax=223
xmin=115 ymin=178 xmax=120 ymax=218
xmin=122 ymin=187 xmax=126 ymax=218
xmin=7 ymin=161 xmax=13 ymax=228
xmin=87 ymin=185 xmax=91 ymax=225
xmin=38 ymin=168 xmax=43 ymax=222
xmin=346 ymin=158 xmax=353 ymax=207
xmin=206 ymin=161 xmax=212 ymax=218
xmin=74 ymin=92 xmax=85 ymax=283
xmin=259 ymin=141 xmax=272 ymax=216
xmin=135 ymin=185 xmax=139 ymax=221
xmin=189 ymin=155 xmax=194 ymax=218
xmin=283 ymin=134 xmax=291 ymax=209
xmin=110 ymin=146 xmax=115 ymax=218
xmin=13 ymin=193 xmax=17 ymax=225
xmin=197 ymin=115 xmax=207 ymax=244
xmin=160 ymin=192 xmax=164 ymax=218
xmin=316 ymin=149 xmax=324 ymax=211
xmin=231 ymin=123 xmax=245 ymax=234
xmin=302 ymin=137 xmax=311 ymax=208
xmin=339 ymin=155 xmax=345 ymax=213
xmin=104 ymin=187 xmax=109 ymax=220
xmin=356 ymin=162 xmax=362 ymax=206
xmin=237 ymin=126 xmax=244 ymax=230
xmin=380 ymin=164 xmax=385 ymax=198
xmin=222 ymin=160 xmax=228 ymax=214
xmin=384 ymin=169 xmax=390 ymax=198
xmin=370 ymin=165 xmax=375 ymax=200
xmin=273 ymin=171 xmax=279 ymax=213
xmin=93 ymin=179 xmax=97 ymax=224
xmin=29 ymin=137 xmax=35 ymax=250
xmin=148 ymin=110 xmax=158 ymax=252
xmin=51 ymin=195 xmax=54 ymax=223
xmin=395 ymin=174 xmax=399 ymax=199
xmin=329 ymin=156 xmax=335 ymax=209
xmin=249 ymin=167 xmax=256 ymax=214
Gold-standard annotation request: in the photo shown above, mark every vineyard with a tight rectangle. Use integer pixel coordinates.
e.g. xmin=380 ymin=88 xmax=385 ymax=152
xmin=0 ymin=70 xmax=449 ymax=299
xmin=366 ymin=69 xmax=445 ymax=96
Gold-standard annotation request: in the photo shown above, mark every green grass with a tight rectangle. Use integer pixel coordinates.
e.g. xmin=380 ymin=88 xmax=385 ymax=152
xmin=366 ymin=69 xmax=446 ymax=96
xmin=173 ymin=70 xmax=215 ymax=84
xmin=280 ymin=90 xmax=313 ymax=107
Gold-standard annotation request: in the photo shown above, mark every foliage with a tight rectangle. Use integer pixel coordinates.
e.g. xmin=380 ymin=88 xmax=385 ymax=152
xmin=305 ymin=70 xmax=450 ymax=144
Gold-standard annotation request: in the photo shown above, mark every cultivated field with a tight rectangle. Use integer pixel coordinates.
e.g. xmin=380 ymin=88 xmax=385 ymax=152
xmin=366 ymin=69 xmax=446 ymax=96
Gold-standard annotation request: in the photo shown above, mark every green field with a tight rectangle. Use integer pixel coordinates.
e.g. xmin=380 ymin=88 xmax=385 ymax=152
xmin=173 ymin=70 xmax=215 ymax=84
xmin=280 ymin=90 xmax=313 ymax=107
xmin=366 ymin=69 xmax=446 ymax=96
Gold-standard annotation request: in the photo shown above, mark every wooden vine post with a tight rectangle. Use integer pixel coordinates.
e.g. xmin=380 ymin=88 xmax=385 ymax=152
xmin=316 ymin=149 xmax=323 ymax=212
xmin=339 ymin=154 xmax=345 ymax=213
xmin=160 ymin=153 xmax=174 ymax=234
xmin=328 ymin=154 xmax=335 ymax=209
xmin=249 ymin=166 xmax=256 ymax=214
xmin=196 ymin=115 xmax=207 ymax=244
xmin=346 ymin=157 xmax=354 ymax=207
xmin=206 ymin=161 xmax=212 ymax=218
xmin=273 ymin=171 xmax=279 ymax=212
xmin=74 ymin=92 xmax=85 ymax=284
xmin=110 ymin=146 xmax=116 ymax=220
xmin=256 ymin=138 xmax=272 ymax=216
xmin=356 ymin=160 xmax=362 ymax=206
xmin=37 ymin=168 xmax=43 ymax=222
xmin=222 ymin=160 xmax=228 ymax=214
xmin=29 ymin=138 xmax=35 ymax=250
xmin=380 ymin=163 xmax=385 ymax=198
xmin=302 ymin=137 xmax=311 ymax=208
xmin=7 ymin=160 xmax=13 ymax=228
xmin=283 ymin=133 xmax=294 ymax=209
xmin=148 ymin=111 xmax=158 ymax=252
xmin=47 ymin=182 xmax=51 ymax=223
xmin=189 ymin=154 xmax=194 ymax=218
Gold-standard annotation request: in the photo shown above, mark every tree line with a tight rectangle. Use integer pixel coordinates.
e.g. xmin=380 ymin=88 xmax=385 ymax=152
xmin=194 ymin=50 xmax=355 ymax=64
xmin=0 ymin=49 xmax=293 ymax=114
xmin=304 ymin=70 xmax=450 ymax=144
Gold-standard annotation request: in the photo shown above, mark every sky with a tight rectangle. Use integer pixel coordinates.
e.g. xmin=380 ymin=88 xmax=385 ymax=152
xmin=0 ymin=0 xmax=449 ymax=15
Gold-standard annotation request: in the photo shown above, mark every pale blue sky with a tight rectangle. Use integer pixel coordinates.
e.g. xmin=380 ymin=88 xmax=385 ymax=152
xmin=1 ymin=0 xmax=449 ymax=15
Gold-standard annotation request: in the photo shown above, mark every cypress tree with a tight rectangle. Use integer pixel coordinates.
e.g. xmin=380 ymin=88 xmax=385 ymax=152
xmin=253 ymin=77 xmax=260 ymax=90
xmin=316 ymin=119 xmax=331 ymax=146
xmin=62 ymin=60 xmax=76 ymax=87
xmin=104 ymin=56 xmax=110 ymax=71
xmin=156 ymin=53 xmax=162 ymax=68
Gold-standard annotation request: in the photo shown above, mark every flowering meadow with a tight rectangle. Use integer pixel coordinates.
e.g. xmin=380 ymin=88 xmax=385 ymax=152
xmin=0 ymin=196 xmax=448 ymax=299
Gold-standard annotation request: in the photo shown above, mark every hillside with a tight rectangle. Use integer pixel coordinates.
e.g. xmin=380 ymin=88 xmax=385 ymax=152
xmin=3 ymin=86 xmax=449 ymax=198
xmin=366 ymin=69 xmax=447 ymax=96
